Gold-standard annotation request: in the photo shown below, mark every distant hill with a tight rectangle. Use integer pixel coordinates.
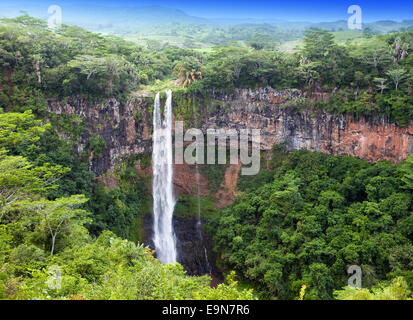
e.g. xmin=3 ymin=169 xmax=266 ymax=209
xmin=67 ymin=5 xmax=210 ymax=26
xmin=0 ymin=3 xmax=210 ymax=27
xmin=1 ymin=3 xmax=412 ymax=31
xmin=1 ymin=3 xmax=412 ymax=49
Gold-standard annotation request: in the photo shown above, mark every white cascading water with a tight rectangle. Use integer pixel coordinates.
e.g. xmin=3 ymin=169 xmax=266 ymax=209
xmin=152 ymin=90 xmax=177 ymax=264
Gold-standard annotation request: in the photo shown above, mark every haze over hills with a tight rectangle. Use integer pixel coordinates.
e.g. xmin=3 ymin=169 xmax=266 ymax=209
xmin=1 ymin=2 xmax=412 ymax=29
xmin=1 ymin=3 xmax=413 ymax=49
xmin=0 ymin=4 xmax=209 ymax=26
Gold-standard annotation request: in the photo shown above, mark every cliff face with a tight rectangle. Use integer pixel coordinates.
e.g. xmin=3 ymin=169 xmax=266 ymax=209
xmin=48 ymin=95 xmax=153 ymax=176
xmin=48 ymin=88 xmax=413 ymax=178
xmin=206 ymin=88 xmax=413 ymax=163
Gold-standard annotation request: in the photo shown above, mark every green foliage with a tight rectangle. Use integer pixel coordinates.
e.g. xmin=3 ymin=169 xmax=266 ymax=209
xmin=194 ymin=271 xmax=255 ymax=300
xmin=173 ymin=56 xmax=202 ymax=87
xmin=87 ymin=182 xmax=144 ymax=239
xmin=22 ymin=128 xmax=94 ymax=199
xmin=89 ymin=160 xmax=149 ymax=239
xmin=400 ymin=154 xmax=413 ymax=191
xmin=210 ymin=149 xmax=413 ymax=299
xmin=48 ymin=113 xmax=85 ymax=140
xmin=192 ymin=28 xmax=413 ymax=124
xmin=334 ymin=277 xmax=412 ymax=300
xmin=88 ymin=134 xmax=106 ymax=159
xmin=0 ymin=111 xmax=253 ymax=300
xmin=174 ymin=194 xmax=217 ymax=219
xmin=1 ymin=229 xmax=254 ymax=300
xmin=0 ymin=15 xmax=199 ymax=105
xmin=1 ymin=16 xmax=413 ymax=123
xmin=0 ymin=110 xmax=47 ymax=149
xmin=16 ymin=195 xmax=91 ymax=255
xmin=0 ymin=112 xmax=70 ymax=216
xmin=199 ymin=163 xmax=228 ymax=194
xmin=0 ymin=150 xmax=69 ymax=214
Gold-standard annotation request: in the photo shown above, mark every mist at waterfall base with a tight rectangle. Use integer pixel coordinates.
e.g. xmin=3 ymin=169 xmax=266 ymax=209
xmin=152 ymin=90 xmax=177 ymax=264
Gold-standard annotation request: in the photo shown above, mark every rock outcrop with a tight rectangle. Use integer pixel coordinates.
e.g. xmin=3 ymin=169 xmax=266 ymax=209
xmin=48 ymin=95 xmax=153 ymax=176
xmin=206 ymin=88 xmax=413 ymax=163
xmin=48 ymin=88 xmax=413 ymax=178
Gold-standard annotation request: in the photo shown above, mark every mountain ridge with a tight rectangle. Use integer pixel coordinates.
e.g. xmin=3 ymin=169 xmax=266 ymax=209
xmin=1 ymin=3 xmax=412 ymax=31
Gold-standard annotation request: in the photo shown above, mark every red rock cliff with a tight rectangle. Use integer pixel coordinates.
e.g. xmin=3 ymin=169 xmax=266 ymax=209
xmin=47 ymin=87 xmax=412 ymax=178
xmin=204 ymin=88 xmax=412 ymax=163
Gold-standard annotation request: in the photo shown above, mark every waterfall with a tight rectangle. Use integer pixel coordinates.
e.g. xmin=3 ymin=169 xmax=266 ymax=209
xmin=152 ymin=90 xmax=177 ymax=264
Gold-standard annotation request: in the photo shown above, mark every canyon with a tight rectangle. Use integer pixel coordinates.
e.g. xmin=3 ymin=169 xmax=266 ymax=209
xmin=47 ymin=87 xmax=413 ymax=275
xmin=48 ymin=87 xmax=413 ymax=177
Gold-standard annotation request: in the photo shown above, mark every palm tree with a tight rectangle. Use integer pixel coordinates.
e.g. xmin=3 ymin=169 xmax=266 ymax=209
xmin=173 ymin=57 xmax=202 ymax=88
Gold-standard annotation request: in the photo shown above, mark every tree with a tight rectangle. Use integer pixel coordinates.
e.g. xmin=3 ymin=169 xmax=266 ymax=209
xmin=0 ymin=111 xmax=48 ymax=150
xmin=302 ymin=263 xmax=334 ymax=300
xmin=173 ymin=56 xmax=202 ymax=88
xmin=20 ymin=195 xmax=90 ymax=255
xmin=301 ymin=28 xmax=349 ymax=87
xmin=389 ymin=37 xmax=409 ymax=63
xmin=212 ymin=150 xmax=413 ymax=299
xmin=386 ymin=68 xmax=407 ymax=90
xmin=0 ymin=112 xmax=68 ymax=218
xmin=194 ymin=271 xmax=255 ymax=300
xmin=355 ymin=42 xmax=391 ymax=71
xmin=67 ymin=55 xmax=107 ymax=81
xmin=303 ymin=28 xmax=335 ymax=61
xmin=373 ymin=77 xmax=388 ymax=94
xmin=400 ymin=154 xmax=413 ymax=191
xmin=0 ymin=150 xmax=68 ymax=218
xmin=297 ymin=55 xmax=320 ymax=88
xmin=363 ymin=27 xmax=375 ymax=39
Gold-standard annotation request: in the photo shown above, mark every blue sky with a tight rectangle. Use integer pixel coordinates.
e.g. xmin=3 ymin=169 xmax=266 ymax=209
xmin=1 ymin=0 xmax=412 ymax=22
xmin=116 ymin=0 xmax=413 ymax=21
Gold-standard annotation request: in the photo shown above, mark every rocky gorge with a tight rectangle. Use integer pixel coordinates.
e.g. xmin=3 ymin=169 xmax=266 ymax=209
xmin=47 ymin=87 xmax=413 ymax=276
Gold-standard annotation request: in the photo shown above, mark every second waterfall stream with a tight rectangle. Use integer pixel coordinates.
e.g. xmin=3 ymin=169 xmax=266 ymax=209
xmin=152 ymin=90 xmax=177 ymax=264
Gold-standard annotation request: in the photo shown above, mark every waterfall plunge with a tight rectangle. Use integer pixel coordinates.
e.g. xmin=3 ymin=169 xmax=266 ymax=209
xmin=152 ymin=90 xmax=177 ymax=264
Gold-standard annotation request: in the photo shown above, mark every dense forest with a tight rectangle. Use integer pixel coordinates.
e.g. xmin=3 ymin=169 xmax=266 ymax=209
xmin=0 ymin=14 xmax=412 ymax=300
xmin=210 ymin=147 xmax=413 ymax=299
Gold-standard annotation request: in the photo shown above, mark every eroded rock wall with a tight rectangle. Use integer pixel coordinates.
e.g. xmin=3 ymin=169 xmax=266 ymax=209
xmin=48 ymin=95 xmax=153 ymax=176
xmin=47 ymin=88 xmax=413 ymax=178
xmin=206 ymin=88 xmax=413 ymax=163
